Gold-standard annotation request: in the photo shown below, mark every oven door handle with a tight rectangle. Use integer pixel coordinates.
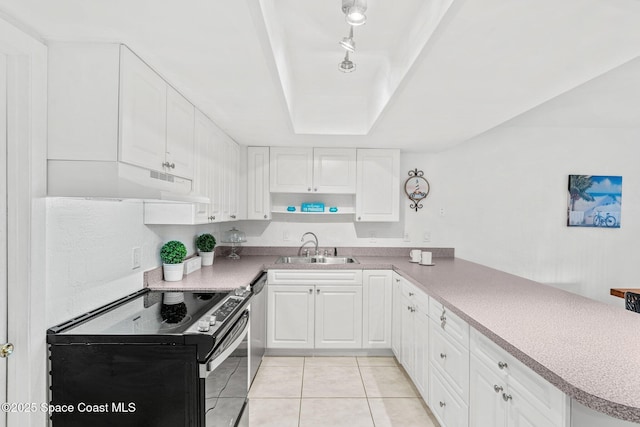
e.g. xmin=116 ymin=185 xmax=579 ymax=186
xmin=201 ymin=311 xmax=249 ymax=377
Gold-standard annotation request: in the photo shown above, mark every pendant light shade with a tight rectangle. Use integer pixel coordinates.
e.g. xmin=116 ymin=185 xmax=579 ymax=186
xmin=342 ymin=0 xmax=367 ymax=26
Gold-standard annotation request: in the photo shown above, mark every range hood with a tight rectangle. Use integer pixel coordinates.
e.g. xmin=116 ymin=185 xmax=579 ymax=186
xmin=47 ymin=160 xmax=209 ymax=203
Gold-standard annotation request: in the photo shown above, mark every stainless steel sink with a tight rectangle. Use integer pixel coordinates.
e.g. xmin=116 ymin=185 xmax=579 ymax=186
xmin=275 ymin=256 xmax=359 ymax=264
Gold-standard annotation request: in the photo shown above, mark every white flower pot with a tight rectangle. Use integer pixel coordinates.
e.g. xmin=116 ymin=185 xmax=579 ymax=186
xmin=163 ymin=263 xmax=185 ymax=282
xmin=199 ymin=251 xmax=215 ymax=266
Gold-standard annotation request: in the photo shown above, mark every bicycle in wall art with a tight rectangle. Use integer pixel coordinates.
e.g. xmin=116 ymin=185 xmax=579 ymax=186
xmin=567 ymin=175 xmax=622 ymax=228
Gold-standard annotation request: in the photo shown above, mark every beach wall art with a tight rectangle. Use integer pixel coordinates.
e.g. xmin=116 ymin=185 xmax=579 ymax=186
xmin=567 ymin=175 xmax=622 ymax=228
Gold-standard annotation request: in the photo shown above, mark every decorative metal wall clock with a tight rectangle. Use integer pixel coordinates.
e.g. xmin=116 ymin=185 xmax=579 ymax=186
xmin=404 ymin=169 xmax=430 ymax=211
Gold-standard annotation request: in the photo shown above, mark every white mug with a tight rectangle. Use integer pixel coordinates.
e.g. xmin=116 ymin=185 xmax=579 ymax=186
xmin=421 ymin=251 xmax=433 ymax=265
xmin=410 ymin=249 xmax=421 ymax=262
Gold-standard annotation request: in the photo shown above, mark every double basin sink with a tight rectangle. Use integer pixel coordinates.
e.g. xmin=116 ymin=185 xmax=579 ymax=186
xmin=276 ymin=256 xmax=359 ymax=265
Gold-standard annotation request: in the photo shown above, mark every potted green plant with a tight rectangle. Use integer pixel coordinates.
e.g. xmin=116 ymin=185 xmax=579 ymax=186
xmin=195 ymin=233 xmax=216 ymax=266
xmin=160 ymin=240 xmax=187 ymax=282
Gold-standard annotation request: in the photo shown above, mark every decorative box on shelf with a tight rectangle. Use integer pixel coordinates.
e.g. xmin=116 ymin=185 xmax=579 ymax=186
xmin=301 ymin=202 xmax=325 ymax=212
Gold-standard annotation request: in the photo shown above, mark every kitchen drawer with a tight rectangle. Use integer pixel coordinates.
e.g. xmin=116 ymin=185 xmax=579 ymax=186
xmin=401 ymin=280 xmax=429 ymax=313
xmin=429 ymin=297 xmax=469 ymax=348
xmin=430 ymin=318 xmax=470 ymax=403
xmin=430 ymin=366 xmax=469 ymax=427
xmin=267 ymin=269 xmax=363 ymax=285
xmin=470 ymin=328 xmax=509 ymax=380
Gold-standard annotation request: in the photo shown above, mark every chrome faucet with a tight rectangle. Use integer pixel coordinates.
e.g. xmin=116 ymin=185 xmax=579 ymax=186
xmin=299 ymin=232 xmax=319 ymax=256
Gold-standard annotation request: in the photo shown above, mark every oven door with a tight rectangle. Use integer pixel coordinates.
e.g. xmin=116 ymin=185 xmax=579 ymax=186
xmin=201 ymin=309 xmax=249 ymax=427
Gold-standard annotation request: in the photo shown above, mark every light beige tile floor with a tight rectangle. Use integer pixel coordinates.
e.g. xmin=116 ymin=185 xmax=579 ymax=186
xmin=245 ymin=356 xmax=440 ymax=427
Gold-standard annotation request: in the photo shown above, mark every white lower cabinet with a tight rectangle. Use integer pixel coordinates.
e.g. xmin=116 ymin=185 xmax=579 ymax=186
xmin=391 ymin=273 xmax=403 ymax=359
xmin=469 ymin=329 xmax=570 ymax=427
xmin=266 ymin=285 xmax=315 ymax=349
xmin=429 ymin=319 xmax=469 ymax=403
xmin=315 ymin=286 xmax=362 ymax=348
xmin=396 ymin=274 xmax=429 ymax=402
xmin=266 ymin=270 xmax=363 ymax=349
xmin=362 ymin=270 xmax=392 ymax=349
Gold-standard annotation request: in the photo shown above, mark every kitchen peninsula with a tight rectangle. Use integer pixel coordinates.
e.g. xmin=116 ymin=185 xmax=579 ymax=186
xmin=146 ymin=247 xmax=640 ymax=426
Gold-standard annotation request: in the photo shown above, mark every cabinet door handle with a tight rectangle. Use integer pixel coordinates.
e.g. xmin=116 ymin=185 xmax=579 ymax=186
xmin=264 ymin=214 xmax=268 ymax=219
xmin=313 ymin=188 xmax=317 ymax=192
xmin=409 ymin=292 xmax=414 ymax=296
xmin=440 ymin=353 xmax=447 ymax=359
xmin=317 ymin=289 xmax=320 ymax=294
xmin=230 ymin=215 xmax=236 ymax=219
xmin=307 ymin=187 xmax=311 ymax=192
xmin=439 ymin=401 xmax=446 ymax=408
xmin=407 ymin=306 xmax=411 ymax=311
xmin=493 ymin=385 xmax=503 ymax=393
xmin=440 ymin=319 xmax=446 ymax=329
xmin=309 ymin=289 xmax=313 ymax=294
xmin=498 ymin=361 xmax=508 ymax=370
xmin=169 ymin=163 xmax=175 ymax=169
xmin=357 ymin=216 xmax=361 ymax=221
xmin=502 ymin=393 xmax=512 ymax=402
xmin=395 ymin=279 xmax=400 ymax=283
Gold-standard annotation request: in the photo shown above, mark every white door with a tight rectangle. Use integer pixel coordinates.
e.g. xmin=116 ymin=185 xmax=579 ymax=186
xmin=166 ymin=86 xmax=195 ymax=179
xmin=315 ymin=285 xmax=362 ymax=349
xmin=119 ymin=45 xmax=167 ymax=172
xmin=246 ymin=147 xmax=271 ymax=220
xmin=414 ymin=307 xmax=430 ymax=401
xmin=470 ymin=356 xmax=506 ymax=427
xmin=312 ymin=148 xmax=357 ymax=193
xmin=355 ymin=149 xmax=400 ymax=222
xmin=400 ymin=293 xmax=415 ymax=373
xmin=0 ymin=52 xmax=8 ymax=427
xmin=193 ymin=109 xmax=212 ymax=223
xmin=208 ymin=125 xmax=225 ymax=222
xmin=391 ymin=275 xmax=402 ymax=359
xmin=362 ymin=270 xmax=392 ymax=349
xmin=269 ymin=147 xmax=313 ymax=193
xmin=266 ymin=285 xmax=314 ymax=349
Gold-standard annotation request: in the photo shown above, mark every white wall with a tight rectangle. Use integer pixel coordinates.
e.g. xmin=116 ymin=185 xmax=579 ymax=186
xmin=45 ymin=198 xmax=226 ymax=326
xmin=428 ymin=57 xmax=640 ymax=305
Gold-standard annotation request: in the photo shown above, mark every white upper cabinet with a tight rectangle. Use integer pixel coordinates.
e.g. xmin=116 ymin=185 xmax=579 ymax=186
xmin=119 ymin=46 xmax=195 ymax=180
xmin=270 ymin=147 xmax=314 ymax=193
xmin=312 ymin=148 xmax=357 ymax=193
xmin=48 ymin=42 xmax=199 ymax=198
xmin=119 ymin=45 xmax=167 ymax=173
xmin=165 ymin=86 xmax=195 ymax=180
xmin=356 ymin=149 xmax=400 ymax=222
xmin=247 ymin=147 xmax=271 ymax=220
xmin=270 ymin=147 xmax=356 ymax=194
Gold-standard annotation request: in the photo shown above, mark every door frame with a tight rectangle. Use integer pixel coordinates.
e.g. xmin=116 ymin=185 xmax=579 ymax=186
xmin=0 ymin=15 xmax=48 ymax=427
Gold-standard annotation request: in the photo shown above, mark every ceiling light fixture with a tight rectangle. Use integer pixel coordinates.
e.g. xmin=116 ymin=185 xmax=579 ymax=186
xmin=339 ymin=26 xmax=356 ymax=52
xmin=342 ymin=0 xmax=367 ymax=26
xmin=338 ymin=51 xmax=356 ymax=73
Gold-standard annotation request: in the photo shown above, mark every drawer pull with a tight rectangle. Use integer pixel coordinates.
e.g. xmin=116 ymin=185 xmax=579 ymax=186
xmin=493 ymin=385 xmax=503 ymax=393
xmin=439 ymin=401 xmax=446 ymax=408
xmin=409 ymin=292 xmax=414 ymax=296
xmin=502 ymin=393 xmax=512 ymax=402
xmin=498 ymin=361 xmax=508 ymax=370
xmin=309 ymin=289 xmax=313 ymax=294
xmin=440 ymin=353 xmax=447 ymax=359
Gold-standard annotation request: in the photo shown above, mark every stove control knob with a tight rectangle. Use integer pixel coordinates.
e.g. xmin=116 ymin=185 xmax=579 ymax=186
xmin=197 ymin=320 xmax=210 ymax=332
xmin=209 ymin=315 xmax=217 ymax=325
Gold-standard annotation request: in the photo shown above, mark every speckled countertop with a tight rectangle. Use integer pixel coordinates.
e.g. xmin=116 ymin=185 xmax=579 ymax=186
xmin=146 ymin=249 xmax=640 ymax=423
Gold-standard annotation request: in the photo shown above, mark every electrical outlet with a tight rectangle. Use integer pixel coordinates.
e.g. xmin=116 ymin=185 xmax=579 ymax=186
xmin=283 ymin=231 xmax=290 ymax=241
xmin=369 ymin=231 xmax=377 ymax=243
xmin=423 ymin=231 xmax=431 ymax=242
xmin=132 ymin=247 xmax=141 ymax=269
xmin=439 ymin=207 xmax=446 ymax=217
xmin=403 ymin=232 xmax=410 ymax=242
